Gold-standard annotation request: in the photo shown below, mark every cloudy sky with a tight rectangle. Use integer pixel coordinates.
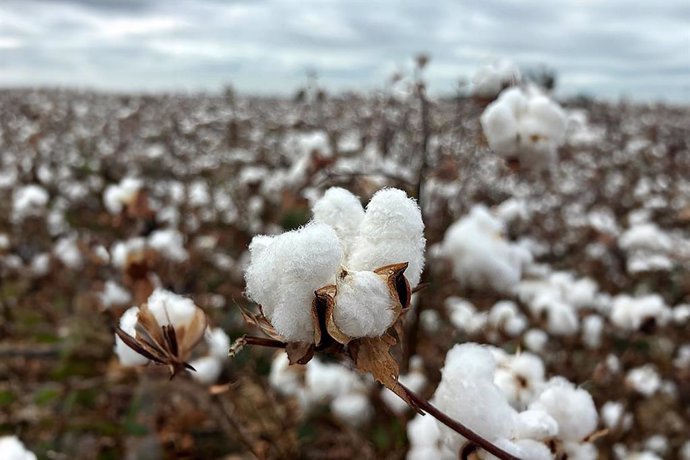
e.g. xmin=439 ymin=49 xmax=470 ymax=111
xmin=1 ymin=0 xmax=688 ymax=102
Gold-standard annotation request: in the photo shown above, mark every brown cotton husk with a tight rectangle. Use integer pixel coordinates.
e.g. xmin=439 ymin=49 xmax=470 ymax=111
xmin=116 ymin=301 xmax=207 ymax=378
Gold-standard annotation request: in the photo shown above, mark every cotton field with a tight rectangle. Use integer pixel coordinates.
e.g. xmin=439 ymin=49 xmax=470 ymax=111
xmin=0 ymin=76 xmax=689 ymax=460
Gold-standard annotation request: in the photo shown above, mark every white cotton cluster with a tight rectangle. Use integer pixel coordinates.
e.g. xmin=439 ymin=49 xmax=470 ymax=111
xmin=381 ymin=356 xmax=427 ymax=415
xmin=625 ymin=365 xmax=661 ymax=397
xmin=245 ymin=187 xmax=425 ymax=342
xmin=517 ymin=270 xmax=602 ymax=337
xmin=415 ymin=343 xmax=598 ymax=459
xmin=53 ymin=235 xmax=83 ymax=270
xmin=406 ymin=412 xmax=455 ymax=460
xmin=439 ymin=205 xmax=532 ymax=293
xmin=601 ymin=401 xmax=633 ymax=432
xmin=114 ymin=289 xmax=204 ymax=367
xmin=472 ymin=61 xmax=521 ymax=99
xmin=619 ymin=223 xmax=673 ymax=273
xmin=148 ymin=229 xmax=189 ymax=263
xmin=12 ymin=184 xmax=49 ymax=222
xmin=480 ymin=86 xmax=567 ymax=169
xmin=245 ymin=223 xmax=343 ymax=342
xmin=189 ymin=327 xmax=230 ymax=385
xmin=99 ymin=280 xmax=132 ymax=309
xmin=269 ymin=354 xmax=372 ymax=426
xmin=284 ymin=130 xmax=332 ymax=159
xmin=103 ymin=177 xmax=142 ymax=214
xmin=610 ymin=294 xmax=671 ymax=331
xmin=111 ymin=237 xmax=147 ymax=269
xmin=488 ymin=300 xmax=528 ymax=337
xmin=348 ymin=188 xmax=426 ymax=287
xmin=0 ymin=436 xmax=37 ymax=460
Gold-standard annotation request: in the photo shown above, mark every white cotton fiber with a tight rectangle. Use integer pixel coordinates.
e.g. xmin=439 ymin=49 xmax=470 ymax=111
xmin=205 ymin=327 xmax=230 ymax=359
xmin=100 ymin=280 xmax=132 ymax=309
xmin=471 ymin=61 xmax=521 ymax=98
xmin=440 ymin=205 xmax=530 ymax=293
xmin=529 ymin=377 xmax=597 ymax=442
xmin=330 ymin=392 xmax=373 ymax=427
xmin=312 ymin=187 xmax=365 ymax=259
xmin=348 ymin=188 xmax=426 ymax=286
xmin=0 ymin=436 xmax=37 ymax=460
xmin=148 ymin=229 xmax=188 ymax=263
xmin=480 ymin=86 xmax=567 ymax=169
xmin=610 ymin=294 xmax=670 ymax=331
xmin=114 ymin=306 xmax=149 ymax=366
xmin=333 ymin=270 xmax=397 ymax=338
xmin=434 ymin=344 xmax=518 ymax=450
xmin=189 ymin=355 xmax=223 ymax=385
xmin=245 ymin=222 xmax=343 ymax=342
xmin=103 ymin=177 xmax=142 ymax=214
xmin=146 ymin=289 xmax=199 ymax=330
xmin=12 ymin=184 xmax=49 ymax=222
xmin=515 ymin=409 xmax=559 ymax=440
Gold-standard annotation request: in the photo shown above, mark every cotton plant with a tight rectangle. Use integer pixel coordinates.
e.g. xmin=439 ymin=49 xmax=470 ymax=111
xmin=242 ymin=186 xmax=425 ymax=406
xmin=408 ymin=343 xmax=599 ymax=460
xmin=471 ymin=61 xmax=521 ymax=99
xmin=114 ymin=288 xmax=208 ymax=377
xmin=437 ymin=205 xmax=532 ymax=294
xmin=480 ymin=86 xmax=567 ymax=170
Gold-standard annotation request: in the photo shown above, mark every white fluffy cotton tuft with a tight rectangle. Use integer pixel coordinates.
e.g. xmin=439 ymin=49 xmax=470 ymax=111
xmin=333 ymin=270 xmax=397 ymax=338
xmin=245 ymin=222 xmax=343 ymax=342
xmin=0 ymin=436 xmax=37 ymax=460
xmin=348 ymin=188 xmax=426 ymax=286
xmin=312 ymin=187 xmax=365 ymax=259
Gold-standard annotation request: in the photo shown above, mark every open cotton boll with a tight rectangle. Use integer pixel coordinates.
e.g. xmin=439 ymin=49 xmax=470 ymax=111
xmin=610 ymin=294 xmax=671 ymax=331
xmin=54 ymin=236 xmax=83 ymax=270
xmin=348 ymin=188 xmax=425 ymax=287
xmin=188 ymin=355 xmax=223 ymax=385
xmin=434 ymin=344 xmax=518 ymax=451
xmin=103 ymin=177 xmax=142 ymax=214
xmin=114 ymin=306 xmax=149 ymax=366
xmin=562 ymin=442 xmax=597 ymax=460
xmin=529 ymin=377 xmax=597 ymax=442
xmin=0 ymin=435 xmax=37 ymax=460
xmin=488 ymin=300 xmax=527 ymax=337
xmin=601 ymin=401 xmax=632 ymax=431
xmin=304 ymin=359 xmax=364 ymax=403
xmin=205 ymin=327 xmax=230 ymax=360
xmin=494 ymin=353 xmax=545 ymax=408
xmin=148 ymin=228 xmax=188 ymax=263
xmin=625 ymin=365 xmax=661 ymax=396
xmin=245 ymin=223 xmax=343 ymax=342
xmin=619 ymin=223 xmax=672 ymax=252
xmin=407 ymin=411 xmax=455 ymax=460
xmin=495 ymin=439 xmax=552 ymax=460
xmin=440 ymin=206 xmax=530 ymax=293
xmin=111 ymin=238 xmax=147 ymax=269
xmin=471 ymin=61 xmax=520 ymax=99
xmin=269 ymin=353 xmax=305 ymax=398
xmin=12 ymin=184 xmax=49 ymax=221
xmin=582 ymin=314 xmax=604 ymax=349
xmin=523 ymin=329 xmax=548 ymax=353
xmin=330 ymin=392 xmax=373 ymax=427
xmin=332 ymin=270 xmax=397 ymax=338
xmin=312 ymin=187 xmax=365 ymax=259
xmin=146 ymin=289 xmax=199 ymax=330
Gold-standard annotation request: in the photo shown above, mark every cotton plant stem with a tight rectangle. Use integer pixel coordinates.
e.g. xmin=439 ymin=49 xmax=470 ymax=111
xmin=398 ymin=382 xmax=522 ymax=460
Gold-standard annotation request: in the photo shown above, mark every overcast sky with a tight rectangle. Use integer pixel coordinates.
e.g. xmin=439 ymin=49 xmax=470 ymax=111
xmin=1 ymin=0 xmax=688 ymax=102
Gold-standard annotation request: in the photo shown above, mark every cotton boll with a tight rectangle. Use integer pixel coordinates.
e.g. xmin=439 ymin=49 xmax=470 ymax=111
xmin=507 ymin=439 xmax=552 ymax=460
xmin=619 ymin=223 xmax=672 ymax=252
xmin=312 ymin=187 xmax=365 ymax=259
xmin=610 ymin=294 xmax=670 ymax=331
xmin=407 ymin=412 xmax=455 ymax=460
xmin=333 ymin=270 xmax=397 ymax=338
xmin=330 ymin=392 xmax=373 ymax=427
xmin=111 ymin=238 xmax=147 ymax=269
xmin=481 ymin=94 xmax=522 ymax=157
xmin=54 ymin=236 xmax=83 ymax=270
xmin=100 ymin=280 xmax=132 ymax=309
xmin=515 ymin=409 xmax=559 ymax=440
xmin=471 ymin=61 xmax=520 ymax=98
xmin=30 ymin=253 xmax=51 ymax=277
xmin=488 ymin=301 xmax=527 ymax=336
xmin=103 ymin=177 xmax=142 ymax=214
xmin=304 ymin=359 xmax=362 ymax=403
xmin=582 ymin=314 xmax=604 ymax=349
xmin=188 ymin=356 xmax=222 ymax=384
xmin=148 ymin=229 xmax=188 ymax=263
xmin=601 ymin=401 xmax=632 ymax=431
xmin=12 ymin=184 xmax=49 ymax=221
xmin=205 ymin=327 xmax=230 ymax=360
xmin=435 ymin=344 xmax=518 ymax=451
xmin=529 ymin=378 xmax=597 ymax=442
xmin=562 ymin=442 xmax=597 ymax=460
xmin=269 ymin=353 xmax=305 ymax=398
xmin=494 ymin=353 xmax=545 ymax=408
xmin=245 ymin=223 xmax=343 ymax=342
xmin=146 ymin=289 xmax=199 ymax=330
xmin=0 ymin=435 xmax=37 ymax=460
xmin=625 ymin=365 xmax=660 ymax=396
xmin=114 ymin=306 xmax=149 ymax=366
xmin=348 ymin=188 xmax=425 ymax=286
xmin=523 ymin=329 xmax=548 ymax=353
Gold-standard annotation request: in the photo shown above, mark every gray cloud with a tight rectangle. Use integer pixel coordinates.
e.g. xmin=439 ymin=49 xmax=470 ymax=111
xmin=0 ymin=0 xmax=688 ymax=101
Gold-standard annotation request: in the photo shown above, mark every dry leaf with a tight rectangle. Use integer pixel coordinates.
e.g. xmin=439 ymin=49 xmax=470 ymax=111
xmin=285 ymin=342 xmax=315 ymax=365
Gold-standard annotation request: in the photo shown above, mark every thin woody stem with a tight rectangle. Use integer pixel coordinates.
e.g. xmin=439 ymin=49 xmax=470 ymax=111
xmin=398 ymin=382 xmax=522 ymax=460
xmin=244 ymin=336 xmax=287 ymax=349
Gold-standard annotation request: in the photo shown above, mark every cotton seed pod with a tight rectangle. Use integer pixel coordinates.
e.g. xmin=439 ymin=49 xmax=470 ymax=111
xmin=115 ymin=291 xmax=207 ymax=378
xmin=312 ymin=262 xmax=411 ymax=346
